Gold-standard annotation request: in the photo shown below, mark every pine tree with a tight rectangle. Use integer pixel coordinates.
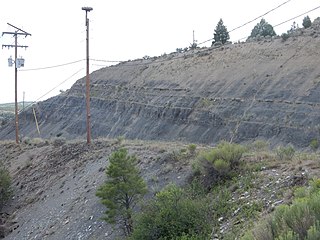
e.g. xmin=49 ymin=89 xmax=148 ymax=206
xmin=96 ymin=148 xmax=147 ymax=236
xmin=212 ymin=18 xmax=230 ymax=45
xmin=302 ymin=16 xmax=312 ymax=29
xmin=250 ymin=18 xmax=276 ymax=38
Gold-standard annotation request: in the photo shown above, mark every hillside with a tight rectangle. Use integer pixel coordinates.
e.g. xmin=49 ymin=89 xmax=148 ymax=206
xmin=1 ymin=138 xmax=319 ymax=239
xmin=0 ymin=103 xmax=32 ymax=127
xmin=1 ymin=23 xmax=320 ymax=147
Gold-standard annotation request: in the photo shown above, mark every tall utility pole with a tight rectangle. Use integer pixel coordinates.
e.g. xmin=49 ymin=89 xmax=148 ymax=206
xmin=82 ymin=7 xmax=93 ymax=144
xmin=2 ymin=23 xmax=31 ymax=144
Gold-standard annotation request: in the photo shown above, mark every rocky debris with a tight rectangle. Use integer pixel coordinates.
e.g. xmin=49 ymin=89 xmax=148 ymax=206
xmin=214 ymin=162 xmax=311 ymax=238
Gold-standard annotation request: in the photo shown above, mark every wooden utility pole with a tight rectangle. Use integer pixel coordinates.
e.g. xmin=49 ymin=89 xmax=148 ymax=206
xmin=2 ymin=23 xmax=31 ymax=144
xmin=82 ymin=7 xmax=93 ymax=144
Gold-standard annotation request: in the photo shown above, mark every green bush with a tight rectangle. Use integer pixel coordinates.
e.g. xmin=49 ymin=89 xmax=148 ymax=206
xmin=213 ymin=159 xmax=230 ymax=175
xmin=281 ymin=33 xmax=290 ymax=41
xmin=0 ymin=164 xmax=12 ymax=210
xmin=310 ymin=139 xmax=319 ymax=152
xmin=242 ymin=179 xmax=320 ymax=240
xmin=187 ymin=144 xmax=197 ymax=155
xmin=193 ymin=142 xmax=246 ymax=188
xmin=249 ymin=18 xmax=276 ymax=38
xmin=249 ymin=140 xmax=269 ymax=152
xmin=276 ymin=145 xmax=295 ymax=161
xmin=130 ymin=184 xmax=212 ymax=240
xmin=205 ymin=141 xmax=246 ymax=168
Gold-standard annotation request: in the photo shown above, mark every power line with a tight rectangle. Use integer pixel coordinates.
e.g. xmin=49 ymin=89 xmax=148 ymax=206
xmin=15 ymin=59 xmax=119 ymax=72
xmin=92 ymin=4 xmax=320 ymax=68
xmin=236 ymin=5 xmax=320 ymax=41
xmin=19 ymin=68 xmax=84 ymax=113
xmin=274 ymin=5 xmax=320 ymax=28
xmin=11 ymin=3 xmax=318 ymax=75
xmin=229 ymin=0 xmax=293 ymax=33
xmin=4 ymin=3 xmax=317 ymax=107
xmin=19 ymin=59 xmax=84 ymax=71
xmin=90 ymin=58 xmax=122 ymax=63
xmin=198 ymin=0 xmax=293 ymax=45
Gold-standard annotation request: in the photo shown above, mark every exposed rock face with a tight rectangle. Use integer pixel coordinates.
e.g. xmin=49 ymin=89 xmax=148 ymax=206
xmin=1 ymin=31 xmax=320 ymax=147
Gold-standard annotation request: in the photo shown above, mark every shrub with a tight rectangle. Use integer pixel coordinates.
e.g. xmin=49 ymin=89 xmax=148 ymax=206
xmin=130 ymin=184 xmax=212 ymax=240
xmin=189 ymin=42 xmax=197 ymax=50
xmin=213 ymin=159 xmax=230 ymax=175
xmin=281 ymin=33 xmax=290 ymax=41
xmin=96 ymin=148 xmax=147 ymax=236
xmin=116 ymin=135 xmax=125 ymax=145
xmin=176 ymin=48 xmax=183 ymax=53
xmin=249 ymin=140 xmax=269 ymax=152
xmin=23 ymin=137 xmax=32 ymax=145
xmin=193 ymin=142 xmax=246 ymax=188
xmin=187 ymin=144 xmax=197 ymax=155
xmin=242 ymin=179 xmax=320 ymax=240
xmin=303 ymin=16 xmax=312 ymax=29
xmin=276 ymin=145 xmax=295 ymax=160
xmin=310 ymin=139 xmax=319 ymax=152
xmin=0 ymin=163 xmax=12 ymax=210
xmin=205 ymin=141 xmax=246 ymax=167
xmin=250 ymin=19 xmax=276 ymax=38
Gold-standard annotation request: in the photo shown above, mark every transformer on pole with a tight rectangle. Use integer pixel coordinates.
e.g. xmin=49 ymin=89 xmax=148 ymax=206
xmin=2 ymin=23 xmax=31 ymax=144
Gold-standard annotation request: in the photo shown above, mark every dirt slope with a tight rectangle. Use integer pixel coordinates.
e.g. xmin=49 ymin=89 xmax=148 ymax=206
xmin=1 ymin=139 xmax=193 ymax=239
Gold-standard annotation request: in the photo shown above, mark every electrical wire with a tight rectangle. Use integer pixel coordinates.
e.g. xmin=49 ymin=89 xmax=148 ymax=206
xmin=8 ymin=3 xmax=320 ymax=114
xmin=92 ymin=4 xmax=320 ymax=68
xmin=274 ymin=5 xmax=320 ymax=28
xmin=19 ymin=59 xmax=84 ymax=71
xmin=235 ymin=5 xmax=320 ymax=41
xmin=10 ymin=3 xmax=318 ymax=73
xmin=19 ymin=68 xmax=84 ymax=113
xmin=198 ymin=0 xmax=293 ymax=45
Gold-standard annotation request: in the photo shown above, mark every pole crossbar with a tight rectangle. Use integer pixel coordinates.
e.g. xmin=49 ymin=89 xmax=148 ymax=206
xmin=2 ymin=23 xmax=31 ymax=144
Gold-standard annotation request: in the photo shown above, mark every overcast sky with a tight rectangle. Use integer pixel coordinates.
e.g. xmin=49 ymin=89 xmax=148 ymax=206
xmin=0 ymin=0 xmax=319 ymax=104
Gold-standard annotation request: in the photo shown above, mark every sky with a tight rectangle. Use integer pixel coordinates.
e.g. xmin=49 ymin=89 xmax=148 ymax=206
xmin=0 ymin=0 xmax=319 ymax=104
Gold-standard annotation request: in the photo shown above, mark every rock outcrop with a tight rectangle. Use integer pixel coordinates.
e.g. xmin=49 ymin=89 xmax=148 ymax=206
xmin=1 ymin=27 xmax=320 ymax=148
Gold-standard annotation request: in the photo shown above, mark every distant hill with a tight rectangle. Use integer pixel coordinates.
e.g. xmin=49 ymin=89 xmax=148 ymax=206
xmin=1 ymin=20 xmax=320 ymax=147
xmin=0 ymin=102 xmax=33 ymax=126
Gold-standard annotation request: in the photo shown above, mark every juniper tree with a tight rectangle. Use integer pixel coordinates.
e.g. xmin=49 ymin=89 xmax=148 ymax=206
xmin=213 ymin=18 xmax=230 ymax=45
xmin=96 ymin=148 xmax=147 ymax=236
xmin=250 ymin=18 xmax=276 ymax=38
xmin=303 ymin=15 xmax=312 ymax=29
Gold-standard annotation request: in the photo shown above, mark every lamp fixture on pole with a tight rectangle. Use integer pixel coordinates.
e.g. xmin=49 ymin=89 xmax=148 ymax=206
xmin=82 ymin=6 xmax=93 ymax=144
